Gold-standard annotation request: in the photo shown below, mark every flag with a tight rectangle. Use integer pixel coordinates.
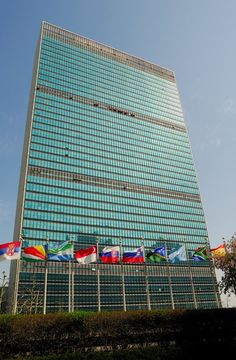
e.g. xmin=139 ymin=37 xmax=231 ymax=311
xmin=47 ymin=240 xmax=73 ymax=261
xmin=75 ymin=246 xmax=97 ymax=264
xmin=122 ymin=246 xmax=144 ymax=263
xmin=147 ymin=246 xmax=167 ymax=263
xmin=0 ymin=241 xmax=21 ymax=261
xmin=192 ymin=245 xmax=209 ymax=261
xmin=210 ymin=244 xmax=226 ymax=258
xmin=169 ymin=245 xmax=187 ymax=263
xmin=22 ymin=245 xmax=47 ymax=261
xmin=100 ymin=246 xmax=120 ymax=263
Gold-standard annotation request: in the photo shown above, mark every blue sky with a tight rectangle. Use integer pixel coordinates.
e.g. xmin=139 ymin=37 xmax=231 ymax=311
xmin=1 ymin=0 xmax=236 ymax=296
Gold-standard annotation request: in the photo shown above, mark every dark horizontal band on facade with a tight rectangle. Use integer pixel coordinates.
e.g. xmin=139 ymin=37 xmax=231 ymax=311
xmin=42 ymin=22 xmax=175 ymax=83
xmin=39 ymin=49 xmax=181 ymax=110
xmin=36 ymin=84 xmax=186 ymax=133
xmin=33 ymin=99 xmax=190 ymax=155
xmin=38 ymin=61 xmax=182 ymax=121
xmin=20 ymin=261 xmax=213 ymax=275
xmin=28 ymin=166 xmax=201 ymax=203
xmin=32 ymin=108 xmax=192 ymax=162
xmin=29 ymin=139 xmax=198 ymax=189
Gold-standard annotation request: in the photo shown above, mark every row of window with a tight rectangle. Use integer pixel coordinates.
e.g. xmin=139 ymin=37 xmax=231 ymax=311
xmin=24 ymin=199 xmax=205 ymax=223
xmin=32 ymin=114 xmax=191 ymax=176
xmin=21 ymin=228 xmax=206 ymax=244
xmin=31 ymin=133 xmax=194 ymax=177
xmin=28 ymin=155 xmax=199 ymax=195
xmin=22 ymin=218 xmax=208 ymax=236
xmin=42 ymin=37 xmax=179 ymax=97
xmin=29 ymin=145 xmax=198 ymax=191
xmin=21 ymin=267 xmax=212 ymax=280
xmin=32 ymin=107 xmax=189 ymax=156
xmin=23 ymin=208 xmax=206 ymax=230
xmin=30 ymin=135 xmax=194 ymax=174
xmin=31 ymin=128 xmax=196 ymax=183
xmin=19 ymin=279 xmax=216 ymax=294
xmin=31 ymin=116 xmax=194 ymax=173
xmin=26 ymin=177 xmax=203 ymax=212
xmin=32 ymin=113 xmax=191 ymax=169
xmin=39 ymin=54 xmax=181 ymax=113
xmin=33 ymin=104 xmax=190 ymax=163
xmin=35 ymin=93 xmax=188 ymax=150
xmin=38 ymin=73 xmax=183 ymax=124
xmin=20 ymin=261 xmax=214 ymax=279
xmin=18 ymin=288 xmax=217 ymax=303
xmin=38 ymin=59 xmax=183 ymax=120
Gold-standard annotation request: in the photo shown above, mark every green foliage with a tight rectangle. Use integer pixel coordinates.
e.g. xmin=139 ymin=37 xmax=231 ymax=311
xmin=6 ymin=345 xmax=181 ymax=360
xmin=214 ymin=234 xmax=236 ymax=294
xmin=0 ymin=309 xmax=236 ymax=358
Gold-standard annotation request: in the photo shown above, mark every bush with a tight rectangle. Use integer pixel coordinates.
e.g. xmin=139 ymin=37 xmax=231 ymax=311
xmin=0 ymin=308 xmax=236 ymax=358
xmin=6 ymin=345 xmax=182 ymax=360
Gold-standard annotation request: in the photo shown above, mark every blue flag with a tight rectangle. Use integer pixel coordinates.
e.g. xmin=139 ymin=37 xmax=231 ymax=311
xmin=47 ymin=240 xmax=73 ymax=261
xmin=169 ymin=245 xmax=187 ymax=263
xmin=147 ymin=246 xmax=167 ymax=263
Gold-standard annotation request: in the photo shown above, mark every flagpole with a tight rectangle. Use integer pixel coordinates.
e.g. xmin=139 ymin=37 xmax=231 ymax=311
xmin=96 ymin=237 xmax=101 ymax=312
xmin=142 ymin=239 xmax=151 ymax=311
xmin=43 ymin=237 xmax=49 ymax=315
xmin=71 ymin=236 xmax=75 ymax=313
xmin=165 ymin=241 xmax=175 ymax=310
xmin=68 ymin=237 xmax=72 ymax=313
xmin=206 ymin=239 xmax=220 ymax=308
xmin=13 ymin=233 xmax=23 ymax=314
xmin=120 ymin=238 xmax=127 ymax=312
xmin=185 ymin=243 xmax=197 ymax=309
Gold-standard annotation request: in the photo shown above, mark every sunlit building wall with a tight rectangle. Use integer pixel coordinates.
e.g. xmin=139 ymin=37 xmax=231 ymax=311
xmin=9 ymin=22 xmax=220 ymax=313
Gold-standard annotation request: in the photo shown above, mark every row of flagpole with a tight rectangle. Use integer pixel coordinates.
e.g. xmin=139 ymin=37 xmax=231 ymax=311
xmin=1 ymin=241 xmax=225 ymax=264
xmin=0 ymin=235 xmax=225 ymax=313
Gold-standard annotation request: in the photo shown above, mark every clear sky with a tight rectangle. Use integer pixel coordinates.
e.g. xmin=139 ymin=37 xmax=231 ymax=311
xmin=1 ymin=0 xmax=236 ymax=305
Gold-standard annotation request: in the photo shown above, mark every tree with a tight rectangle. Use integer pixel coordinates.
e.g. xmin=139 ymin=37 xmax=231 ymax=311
xmin=17 ymin=276 xmax=43 ymax=314
xmin=0 ymin=271 xmax=8 ymax=313
xmin=214 ymin=234 xmax=236 ymax=295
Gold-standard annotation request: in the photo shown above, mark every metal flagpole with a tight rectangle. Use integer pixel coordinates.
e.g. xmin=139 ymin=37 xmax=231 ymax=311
xmin=165 ymin=241 xmax=175 ymax=310
xmin=185 ymin=243 xmax=197 ymax=309
xmin=206 ymin=239 xmax=220 ymax=308
xmin=142 ymin=239 xmax=151 ymax=311
xmin=68 ymin=237 xmax=72 ymax=313
xmin=96 ymin=237 xmax=101 ymax=312
xmin=71 ymin=237 xmax=75 ymax=312
xmin=43 ymin=237 xmax=49 ymax=315
xmin=13 ymin=233 xmax=23 ymax=314
xmin=120 ymin=238 xmax=126 ymax=312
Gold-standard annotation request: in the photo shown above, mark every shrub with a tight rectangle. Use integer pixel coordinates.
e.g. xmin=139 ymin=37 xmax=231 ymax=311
xmin=0 ymin=308 xmax=236 ymax=358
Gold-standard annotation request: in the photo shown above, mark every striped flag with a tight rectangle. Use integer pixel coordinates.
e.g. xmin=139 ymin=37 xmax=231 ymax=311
xmin=122 ymin=246 xmax=144 ymax=263
xmin=210 ymin=244 xmax=226 ymax=258
xmin=47 ymin=240 xmax=73 ymax=261
xmin=22 ymin=245 xmax=47 ymax=261
xmin=100 ymin=246 xmax=120 ymax=263
xmin=75 ymin=246 xmax=97 ymax=264
xmin=0 ymin=241 xmax=21 ymax=261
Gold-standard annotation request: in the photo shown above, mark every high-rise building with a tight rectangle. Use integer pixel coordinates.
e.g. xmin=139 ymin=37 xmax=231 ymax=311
xmin=9 ymin=22 xmax=220 ymax=313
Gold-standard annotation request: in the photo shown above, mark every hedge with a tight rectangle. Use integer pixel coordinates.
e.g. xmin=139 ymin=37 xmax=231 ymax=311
xmin=6 ymin=345 xmax=181 ymax=360
xmin=0 ymin=308 xmax=236 ymax=358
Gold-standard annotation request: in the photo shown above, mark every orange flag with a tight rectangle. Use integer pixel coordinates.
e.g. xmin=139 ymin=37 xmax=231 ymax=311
xmin=210 ymin=244 xmax=226 ymax=257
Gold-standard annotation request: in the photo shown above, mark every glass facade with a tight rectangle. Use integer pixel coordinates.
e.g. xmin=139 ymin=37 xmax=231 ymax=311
xmin=9 ymin=22 xmax=220 ymax=313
